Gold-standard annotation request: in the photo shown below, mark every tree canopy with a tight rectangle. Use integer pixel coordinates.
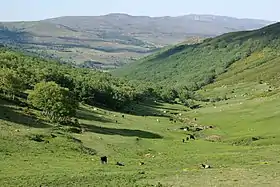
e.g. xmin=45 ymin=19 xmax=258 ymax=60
xmin=28 ymin=81 xmax=79 ymax=122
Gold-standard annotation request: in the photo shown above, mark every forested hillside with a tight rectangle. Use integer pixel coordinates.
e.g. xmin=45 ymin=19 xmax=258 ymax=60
xmin=0 ymin=47 xmax=161 ymax=114
xmin=114 ymin=22 xmax=280 ymax=92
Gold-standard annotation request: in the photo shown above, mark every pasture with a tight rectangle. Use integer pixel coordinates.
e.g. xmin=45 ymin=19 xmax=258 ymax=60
xmin=1 ymin=93 xmax=280 ymax=187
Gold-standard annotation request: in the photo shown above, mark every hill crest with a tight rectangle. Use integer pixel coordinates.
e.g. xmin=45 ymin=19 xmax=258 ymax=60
xmin=0 ymin=14 xmax=272 ymax=69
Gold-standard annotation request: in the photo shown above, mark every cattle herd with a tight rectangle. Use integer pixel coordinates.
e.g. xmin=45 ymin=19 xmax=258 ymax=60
xmin=97 ymin=109 xmax=213 ymax=170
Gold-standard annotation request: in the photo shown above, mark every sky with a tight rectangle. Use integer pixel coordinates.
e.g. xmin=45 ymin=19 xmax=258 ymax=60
xmin=1 ymin=0 xmax=279 ymax=21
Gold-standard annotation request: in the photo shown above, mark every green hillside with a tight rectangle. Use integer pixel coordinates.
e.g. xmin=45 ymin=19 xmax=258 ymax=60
xmin=0 ymin=14 xmax=271 ymax=69
xmin=2 ymin=45 xmax=280 ymax=186
xmin=113 ymin=22 xmax=280 ymax=91
xmin=4 ymin=15 xmax=280 ymax=186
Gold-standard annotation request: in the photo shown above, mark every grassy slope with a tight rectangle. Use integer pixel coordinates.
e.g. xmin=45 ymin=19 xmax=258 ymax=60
xmin=0 ymin=14 xmax=271 ymax=69
xmin=113 ymin=22 xmax=280 ymax=88
xmin=2 ymin=89 xmax=280 ymax=186
xmin=2 ymin=22 xmax=280 ymax=187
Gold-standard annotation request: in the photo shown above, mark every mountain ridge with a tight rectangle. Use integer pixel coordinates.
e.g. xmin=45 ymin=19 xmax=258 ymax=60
xmin=0 ymin=14 xmax=273 ymax=69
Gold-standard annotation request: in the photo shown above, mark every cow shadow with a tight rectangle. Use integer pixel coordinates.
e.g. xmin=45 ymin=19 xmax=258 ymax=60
xmin=82 ymin=123 xmax=163 ymax=139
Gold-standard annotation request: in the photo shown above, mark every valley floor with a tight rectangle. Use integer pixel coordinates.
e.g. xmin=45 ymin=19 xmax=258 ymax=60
xmin=1 ymin=94 xmax=280 ymax=187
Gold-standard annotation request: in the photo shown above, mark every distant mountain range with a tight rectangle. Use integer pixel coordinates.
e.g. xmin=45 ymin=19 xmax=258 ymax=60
xmin=0 ymin=13 xmax=273 ymax=69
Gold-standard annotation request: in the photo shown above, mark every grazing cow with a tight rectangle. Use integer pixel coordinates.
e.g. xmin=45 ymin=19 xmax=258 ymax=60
xmin=169 ymin=118 xmax=173 ymax=122
xmin=194 ymin=118 xmax=197 ymax=121
xmin=122 ymin=115 xmax=125 ymax=118
xmin=201 ymin=164 xmax=211 ymax=169
xmin=196 ymin=127 xmax=203 ymax=131
xmin=189 ymin=134 xmax=195 ymax=140
xmin=182 ymin=139 xmax=185 ymax=143
xmin=116 ymin=162 xmax=125 ymax=166
xmin=101 ymin=156 xmax=108 ymax=164
xmin=115 ymin=120 xmax=118 ymax=123
xmin=139 ymin=162 xmax=145 ymax=166
xmin=186 ymin=137 xmax=189 ymax=141
xmin=174 ymin=120 xmax=177 ymax=123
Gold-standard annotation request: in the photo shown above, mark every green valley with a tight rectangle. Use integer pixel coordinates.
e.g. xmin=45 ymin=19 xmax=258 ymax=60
xmin=2 ymin=21 xmax=280 ymax=187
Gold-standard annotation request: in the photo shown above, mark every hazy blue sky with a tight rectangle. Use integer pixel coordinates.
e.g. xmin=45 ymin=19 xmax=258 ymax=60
xmin=1 ymin=0 xmax=279 ymax=21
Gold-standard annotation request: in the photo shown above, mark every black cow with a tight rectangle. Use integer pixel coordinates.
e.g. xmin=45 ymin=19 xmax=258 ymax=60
xmin=116 ymin=162 xmax=125 ymax=166
xmin=122 ymin=115 xmax=125 ymax=118
xmin=182 ymin=139 xmax=185 ymax=143
xmin=189 ymin=134 xmax=195 ymax=140
xmin=101 ymin=156 xmax=108 ymax=164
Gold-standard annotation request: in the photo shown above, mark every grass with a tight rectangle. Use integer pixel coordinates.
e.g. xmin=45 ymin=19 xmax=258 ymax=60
xmin=2 ymin=88 xmax=280 ymax=187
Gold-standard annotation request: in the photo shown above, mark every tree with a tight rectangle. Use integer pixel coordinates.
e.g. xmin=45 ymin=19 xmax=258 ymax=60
xmin=28 ymin=81 xmax=78 ymax=122
xmin=0 ymin=68 xmax=25 ymax=99
xmin=160 ymin=88 xmax=178 ymax=102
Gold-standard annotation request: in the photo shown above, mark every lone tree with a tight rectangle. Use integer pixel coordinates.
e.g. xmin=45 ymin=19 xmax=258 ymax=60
xmin=28 ymin=81 xmax=78 ymax=122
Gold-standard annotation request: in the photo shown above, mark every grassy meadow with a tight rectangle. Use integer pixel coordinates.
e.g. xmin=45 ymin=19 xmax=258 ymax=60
xmin=2 ymin=21 xmax=280 ymax=187
xmin=1 ymin=88 xmax=280 ymax=186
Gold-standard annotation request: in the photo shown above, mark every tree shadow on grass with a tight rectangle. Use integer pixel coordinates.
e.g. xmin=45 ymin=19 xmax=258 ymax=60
xmin=0 ymin=100 xmax=51 ymax=128
xmin=120 ymin=101 xmax=172 ymax=117
xmin=82 ymin=123 xmax=163 ymax=139
xmin=76 ymin=107 xmax=113 ymax=123
xmin=143 ymin=101 xmax=182 ymax=112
